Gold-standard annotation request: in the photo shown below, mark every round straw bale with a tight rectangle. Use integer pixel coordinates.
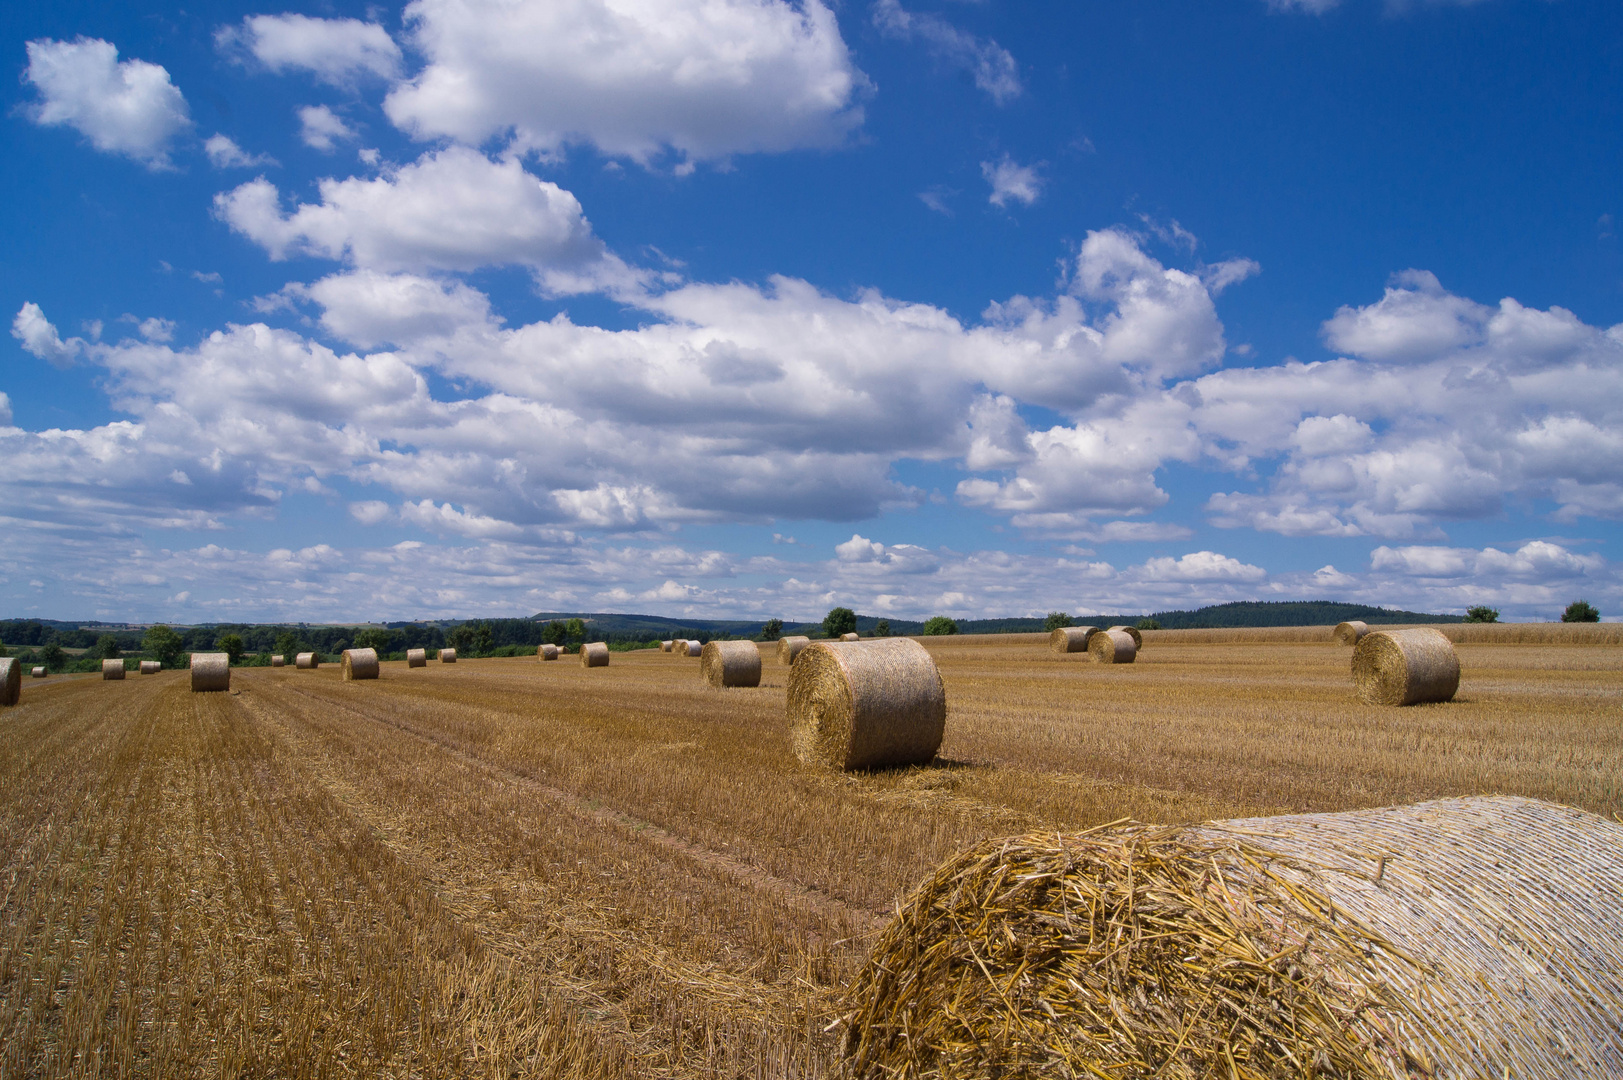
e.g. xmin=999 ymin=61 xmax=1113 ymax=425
xmin=700 ymin=640 xmax=762 ymax=688
xmin=189 ymin=653 xmax=230 ymax=692
xmin=270 ymin=654 xmax=285 ymax=667
xmin=672 ymin=638 xmax=689 ymax=656
xmin=684 ymin=640 xmax=702 ymax=657
xmin=31 ymin=666 xmax=47 ymax=679
xmin=406 ymin=648 xmax=427 ymax=667
xmin=580 ymin=641 xmax=610 ymax=667
xmin=1351 ymin=626 xmax=1459 ymax=706
xmin=438 ymin=648 xmax=456 ymax=663
xmin=0 ymin=658 xmax=19 ymax=706
xmin=1334 ymin=619 xmax=1369 ymax=645
xmin=140 ymin=660 xmax=161 ymax=675
xmin=102 ymin=659 xmax=125 ymax=681
xmin=295 ymin=652 xmax=319 ymax=669
xmin=342 ymin=648 xmax=380 ymax=681
xmin=539 ymin=644 xmax=559 ymax=661
xmin=839 ymin=795 xmax=1623 ymax=1080
xmin=1107 ymin=624 xmax=1143 ymax=648
xmin=1088 ymin=628 xmax=1137 ymax=664
xmin=787 ymin=638 xmax=946 ymax=770
xmin=660 ymin=640 xmax=673 ymax=652
xmin=776 ymin=635 xmax=810 ymax=665
xmin=840 ymin=632 xmax=860 ymax=642
xmin=1048 ymin=625 xmax=1099 ymax=653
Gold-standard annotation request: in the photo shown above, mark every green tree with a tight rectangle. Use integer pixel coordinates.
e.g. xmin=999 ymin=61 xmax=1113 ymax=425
xmin=541 ymin=620 xmax=567 ymax=646
xmin=353 ymin=627 xmax=394 ymax=653
xmin=40 ymin=643 xmax=65 ymax=672
xmin=759 ymin=618 xmax=783 ymax=642
xmin=143 ymin=624 xmax=186 ymax=669
xmin=873 ymin=619 xmax=891 ymax=638
xmin=1136 ymin=618 xmax=1162 ymax=631
xmin=1562 ymin=599 xmax=1601 ymax=623
xmin=822 ymin=607 xmax=857 ymax=638
xmin=92 ymin=633 xmax=121 ymax=661
xmin=564 ymin=618 xmax=587 ymax=643
xmin=1463 ymin=605 xmax=1499 ymax=624
xmin=922 ymin=616 xmax=958 ymax=636
xmin=474 ymin=621 xmax=495 ymax=656
xmin=214 ymin=633 xmax=246 ymax=665
xmin=1043 ymin=612 xmax=1072 ymax=632
xmin=448 ymin=625 xmax=476 ymax=654
xmin=274 ymin=630 xmax=301 ymax=659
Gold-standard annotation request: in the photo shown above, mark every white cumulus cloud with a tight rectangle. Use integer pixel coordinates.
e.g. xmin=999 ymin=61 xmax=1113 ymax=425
xmin=219 ymin=14 xmax=403 ymax=84
xmin=383 ymin=0 xmax=868 ymax=167
xmin=204 ymin=133 xmax=276 ymax=168
xmin=298 ymin=105 xmax=357 ymax=151
xmin=12 ymin=303 xmax=83 ymax=367
xmin=982 ymin=155 xmax=1042 ymax=207
xmin=23 ymin=38 xmax=191 ymax=167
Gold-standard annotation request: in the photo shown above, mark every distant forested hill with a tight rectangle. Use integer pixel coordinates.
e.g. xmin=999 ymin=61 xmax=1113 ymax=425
xmin=1144 ymin=601 xmax=1463 ymax=629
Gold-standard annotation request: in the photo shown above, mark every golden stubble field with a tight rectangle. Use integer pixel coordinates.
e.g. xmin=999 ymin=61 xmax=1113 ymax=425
xmin=1 ymin=629 xmax=1619 ymax=1078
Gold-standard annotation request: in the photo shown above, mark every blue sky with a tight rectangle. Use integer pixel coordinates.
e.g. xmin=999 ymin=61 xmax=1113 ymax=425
xmin=3 ymin=0 xmax=1620 ymax=623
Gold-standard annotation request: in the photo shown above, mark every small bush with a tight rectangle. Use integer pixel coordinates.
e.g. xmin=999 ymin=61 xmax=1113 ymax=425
xmin=1043 ymin=612 xmax=1072 ymax=632
xmin=823 ymin=607 xmax=858 ymax=638
xmin=874 ymin=619 xmax=891 ymax=638
xmin=922 ymin=616 xmax=958 ymax=636
xmin=1562 ymin=600 xmax=1601 ymax=623
xmin=1464 ymin=606 xmax=1499 ymax=624
xmin=1136 ymin=618 xmax=1162 ymax=631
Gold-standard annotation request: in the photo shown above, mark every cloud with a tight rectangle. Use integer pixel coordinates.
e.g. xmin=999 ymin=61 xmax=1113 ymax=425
xmin=298 ymin=105 xmax=357 ymax=151
xmin=1321 ymin=269 xmax=1489 ymax=362
xmin=872 ymin=0 xmax=1021 ymax=104
xmin=288 ymin=270 xmax=501 ymax=349
xmin=204 ymin=134 xmax=275 ymax=168
xmin=1138 ymin=550 xmax=1267 ymax=583
xmin=214 ymin=146 xmax=640 ymax=294
xmin=383 ymin=0 xmax=868 ymax=166
xmin=1264 ymin=0 xmax=1341 ymax=12
xmin=12 ymin=303 xmax=83 ymax=367
xmin=981 ymin=155 xmax=1042 ymax=207
xmin=22 ymin=38 xmax=190 ymax=167
xmin=218 ymin=14 xmax=403 ymax=84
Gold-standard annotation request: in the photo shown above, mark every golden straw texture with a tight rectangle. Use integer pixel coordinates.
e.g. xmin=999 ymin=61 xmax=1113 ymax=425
xmin=838 ymin=796 xmax=1623 ymax=1080
xmin=1108 ymin=624 xmax=1144 ymax=648
xmin=579 ymin=642 xmax=610 ymax=668
xmin=840 ymin=632 xmax=860 ymax=642
xmin=660 ymin=640 xmax=673 ymax=652
xmin=0 ymin=658 xmax=18 ymax=706
xmin=700 ymin=640 xmax=762 ymax=688
xmin=1352 ymin=627 xmax=1460 ymax=706
xmin=342 ymin=648 xmax=380 ymax=681
xmin=1335 ymin=620 xmax=1370 ymax=645
xmin=102 ymin=659 xmax=125 ymax=681
xmin=270 ymin=654 xmax=284 ymax=667
xmin=407 ymin=648 xmax=427 ymax=668
xmin=1089 ymin=628 xmax=1137 ymax=664
xmin=139 ymin=660 xmax=161 ymax=675
xmin=776 ymin=635 xmax=810 ymax=665
xmin=30 ymin=666 xmax=46 ymax=678
xmin=438 ymin=648 xmax=456 ymax=663
xmin=684 ymin=640 xmax=702 ymax=657
xmin=539 ymin=644 xmax=560 ymax=661
xmin=189 ymin=653 xmax=230 ymax=693
xmin=1049 ymin=625 xmax=1099 ymax=653
xmin=786 ymin=639 xmax=947 ymax=770
xmin=295 ymin=652 xmax=318 ymax=669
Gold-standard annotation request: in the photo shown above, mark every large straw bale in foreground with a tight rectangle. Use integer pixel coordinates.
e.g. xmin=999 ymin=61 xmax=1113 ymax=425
xmin=438 ymin=648 xmax=456 ymax=663
xmin=1089 ymin=628 xmax=1137 ymax=664
xmin=539 ymin=644 xmax=559 ymax=661
xmin=787 ymin=639 xmax=946 ymax=770
xmin=139 ymin=660 xmax=161 ymax=675
xmin=407 ymin=648 xmax=427 ymax=667
xmin=295 ymin=652 xmax=319 ymax=669
xmin=580 ymin=641 xmax=610 ymax=667
xmin=102 ymin=659 xmax=125 ymax=681
xmin=839 ymin=796 xmax=1623 ymax=1080
xmin=0 ymin=658 xmax=18 ymax=706
xmin=189 ymin=653 xmax=230 ymax=693
xmin=1352 ymin=627 xmax=1459 ymax=706
xmin=270 ymin=654 xmax=284 ymax=667
xmin=776 ymin=635 xmax=810 ymax=665
xmin=700 ymin=640 xmax=762 ymax=688
xmin=342 ymin=648 xmax=379 ymax=681
xmin=1048 ymin=625 xmax=1099 ymax=653
xmin=1335 ymin=619 xmax=1370 ymax=645
xmin=1107 ymin=624 xmax=1143 ymax=648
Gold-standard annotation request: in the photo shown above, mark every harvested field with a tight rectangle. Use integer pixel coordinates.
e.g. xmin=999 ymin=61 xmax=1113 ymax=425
xmin=0 ymin=628 xmax=1618 ymax=1077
